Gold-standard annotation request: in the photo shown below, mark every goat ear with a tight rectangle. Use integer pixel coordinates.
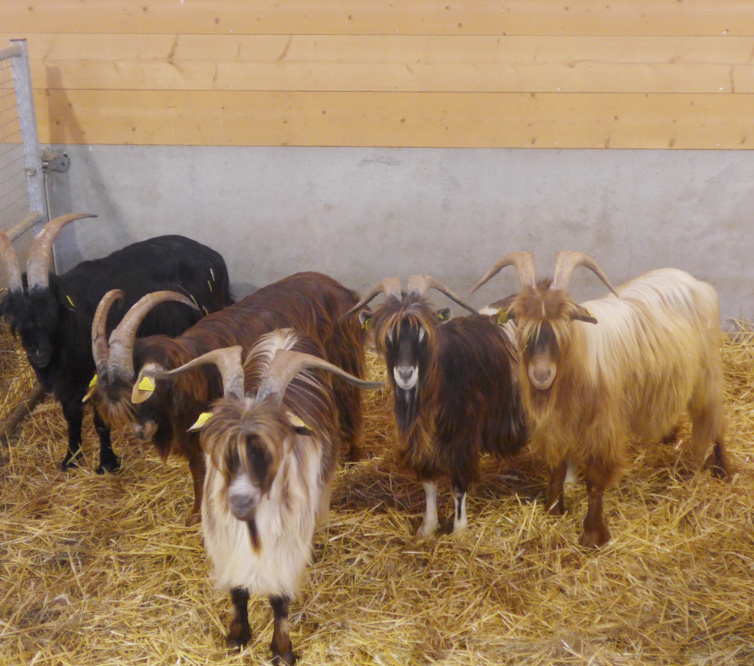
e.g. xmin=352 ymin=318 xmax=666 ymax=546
xmin=436 ymin=306 xmax=453 ymax=324
xmin=286 ymin=411 xmax=313 ymax=436
xmin=131 ymin=366 xmax=161 ymax=403
xmin=188 ymin=411 xmax=213 ymax=431
xmin=82 ymin=374 xmax=98 ymax=403
xmin=571 ymin=304 xmax=598 ymax=325
xmin=358 ymin=310 xmax=373 ymax=331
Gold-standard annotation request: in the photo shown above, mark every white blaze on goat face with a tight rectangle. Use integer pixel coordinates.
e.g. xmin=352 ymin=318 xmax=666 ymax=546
xmin=393 ymin=364 xmax=419 ymax=390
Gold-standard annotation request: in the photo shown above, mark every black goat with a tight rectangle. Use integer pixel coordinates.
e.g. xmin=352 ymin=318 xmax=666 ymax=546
xmin=0 ymin=213 xmax=232 ymax=472
xmin=341 ymin=275 xmax=527 ymax=536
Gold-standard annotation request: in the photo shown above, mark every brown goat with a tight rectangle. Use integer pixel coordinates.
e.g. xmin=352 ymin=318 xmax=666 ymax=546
xmin=88 ymin=272 xmax=366 ymax=525
xmin=341 ymin=275 xmax=527 ymax=537
xmin=473 ymin=251 xmax=729 ymax=548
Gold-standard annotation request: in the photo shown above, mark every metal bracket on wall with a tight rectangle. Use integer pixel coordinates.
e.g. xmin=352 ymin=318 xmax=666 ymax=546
xmin=41 ymin=149 xmax=70 ymax=174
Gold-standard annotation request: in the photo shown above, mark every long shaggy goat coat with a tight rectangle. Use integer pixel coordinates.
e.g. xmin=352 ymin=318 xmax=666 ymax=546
xmin=201 ymin=332 xmax=340 ymax=599
xmin=519 ymin=268 xmax=725 ymax=483
xmin=371 ymin=295 xmax=527 ymax=488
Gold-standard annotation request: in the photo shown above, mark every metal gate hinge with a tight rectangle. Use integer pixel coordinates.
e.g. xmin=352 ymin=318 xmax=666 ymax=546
xmin=41 ymin=150 xmax=70 ymax=174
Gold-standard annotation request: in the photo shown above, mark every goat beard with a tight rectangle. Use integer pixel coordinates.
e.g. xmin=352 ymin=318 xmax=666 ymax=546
xmin=246 ymin=518 xmax=261 ymax=553
xmin=394 ymin=385 xmax=420 ymax=433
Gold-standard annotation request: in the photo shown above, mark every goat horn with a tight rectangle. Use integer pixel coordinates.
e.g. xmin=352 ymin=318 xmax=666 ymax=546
xmin=0 ymin=230 xmax=22 ymax=294
xmin=26 ymin=213 xmax=97 ymax=290
xmin=256 ymin=349 xmax=385 ymax=406
xmin=470 ymin=251 xmax=537 ymax=293
xmin=92 ymin=289 xmax=125 ymax=380
xmin=551 ymin=251 xmax=619 ymax=297
xmin=152 ymin=346 xmax=245 ymax=401
xmin=338 ymin=277 xmax=403 ymax=322
xmin=107 ymin=291 xmax=199 ymax=381
xmin=407 ymin=275 xmax=478 ymax=315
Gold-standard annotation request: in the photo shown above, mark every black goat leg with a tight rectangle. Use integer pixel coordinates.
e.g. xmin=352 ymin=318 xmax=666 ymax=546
xmin=269 ymin=595 xmax=296 ymax=665
xmin=60 ymin=397 xmax=84 ymax=470
xmin=226 ymin=587 xmax=251 ymax=649
xmin=93 ymin=407 xmax=120 ymax=474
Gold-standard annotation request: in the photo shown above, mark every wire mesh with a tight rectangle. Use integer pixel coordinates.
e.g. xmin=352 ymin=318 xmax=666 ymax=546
xmin=0 ymin=54 xmax=31 ymax=234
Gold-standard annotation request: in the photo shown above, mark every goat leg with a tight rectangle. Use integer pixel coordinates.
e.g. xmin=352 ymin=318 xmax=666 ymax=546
xmin=451 ymin=479 xmax=468 ymax=532
xmin=185 ymin=442 xmax=206 ymax=526
xmin=708 ymin=438 xmax=730 ymax=481
xmin=416 ymin=480 xmax=439 ymax=537
xmin=226 ymin=587 xmax=251 ymax=649
xmin=269 ymin=594 xmax=296 ymax=665
xmin=93 ymin=407 xmax=120 ymax=474
xmin=579 ymin=471 xmax=611 ymax=549
xmin=546 ymin=459 xmax=568 ymax=516
xmin=60 ymin=397 xmax=85 ymax=471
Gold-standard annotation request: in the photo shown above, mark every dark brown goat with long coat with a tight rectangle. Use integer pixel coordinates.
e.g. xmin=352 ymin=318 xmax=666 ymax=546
xmin=88 ymin=272 xmax=366 ymax=525
xmin=341 ymin=275 xmax=527 ymax=536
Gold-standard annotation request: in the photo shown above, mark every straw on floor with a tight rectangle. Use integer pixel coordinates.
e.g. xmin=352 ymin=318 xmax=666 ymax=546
xmin=1 ymin=322 xmax=753 ymax=665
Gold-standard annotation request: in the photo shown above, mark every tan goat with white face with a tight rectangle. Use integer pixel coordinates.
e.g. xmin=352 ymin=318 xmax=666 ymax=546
xmin=473 ymin=251 xmax=730 ymax=548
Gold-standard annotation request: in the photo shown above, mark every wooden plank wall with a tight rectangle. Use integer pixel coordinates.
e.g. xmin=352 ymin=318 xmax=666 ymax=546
xmin=1 ymin=1 xmax=752 ymax=148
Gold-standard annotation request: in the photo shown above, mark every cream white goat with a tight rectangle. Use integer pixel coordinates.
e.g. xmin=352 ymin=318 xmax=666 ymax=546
xmin=154 ymin=329 xmax=382 ymax=664
xmin=473 ymin=251 xmax=730 ymax=548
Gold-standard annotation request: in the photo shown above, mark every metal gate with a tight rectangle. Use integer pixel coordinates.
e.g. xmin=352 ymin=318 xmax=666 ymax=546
xmin=0 ymin=38 xmax=47 ymax=260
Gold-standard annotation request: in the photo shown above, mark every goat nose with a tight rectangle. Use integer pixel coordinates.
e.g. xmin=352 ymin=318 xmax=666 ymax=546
xmin=398 ymin=368 xmax=413 ymax=382
xmin=229 ymin=492 xmax=258 ymax=522
xmin=531 ymin=366 xmax=554 ymax=388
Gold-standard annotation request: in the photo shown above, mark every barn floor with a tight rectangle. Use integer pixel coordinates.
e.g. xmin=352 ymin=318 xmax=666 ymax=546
xmin=1 ymin=325 xmax=753 ymax=665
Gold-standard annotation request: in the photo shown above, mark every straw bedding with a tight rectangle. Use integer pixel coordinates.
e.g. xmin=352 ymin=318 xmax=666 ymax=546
xmin=1 ymin=322 xmax=753 ymax=665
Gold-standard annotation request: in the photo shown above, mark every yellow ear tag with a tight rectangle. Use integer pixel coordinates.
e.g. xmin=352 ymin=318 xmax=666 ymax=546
xmin=497 ymin=309 xmax=511 ymax=325
xmin=289 ymin=413 xmax=309 ymax=430
xmin=66 ymin=295 xmax=75 ymax=308
xmin=361 ymin=317 xmax=372 ymax=331
xmin=190 ymin=412 xmax=213 ymax=430
xmin=138 ymin=376 xmax=155 ymax=392
xmin=89 ymin=374 xmax=98 ymax=388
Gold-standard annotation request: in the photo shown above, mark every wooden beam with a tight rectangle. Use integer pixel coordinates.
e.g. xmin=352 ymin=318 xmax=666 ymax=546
xmin=9 ymin=33 xmax=753 ymax=94
xmin=35 ymin=89 xmax=754 ymax=149
xmin=1 ymin=0 xmax=751 ymax=37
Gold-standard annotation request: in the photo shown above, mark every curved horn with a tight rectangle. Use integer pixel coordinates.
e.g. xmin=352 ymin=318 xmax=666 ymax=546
xmin=107 ymin=291 xmax=199 ymax=381
xmin=256 ymin=349 xmax=385 ymax=405
xmin=152 ymin=345 xmax=245 ymax=400
xmin=551 ymin=251 xmax=619 ymax=297
xmin=92 ymin=289 xmax=125 ymax=379
xmin=470 ymin=251 xmax=536 ymax=293
xmin=0 ymin=230 xmax=22 ymax=293
xmin=26 ymin=213 xmax=97 ymax=290
xmin=338 ymin=277 xmax=403 ymax=322
xmin=407 ymin=275 xmax=478 ymax=315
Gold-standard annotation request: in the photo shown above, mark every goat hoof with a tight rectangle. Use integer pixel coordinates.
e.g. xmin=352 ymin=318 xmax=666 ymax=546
xmin=60 ymin=449 xmax=83 ymax=471
xmin=96 ymin=453 xmax=121 ymax=475
xmin=225 ymin=624 xmax=251 ymax=649
xmin=271 ymin=648 xmax=296 ymax=665
xmin=185 ymin=512 xmax=201 ymax=527
xmin=578 ymin=527 xmax=611 ymax=549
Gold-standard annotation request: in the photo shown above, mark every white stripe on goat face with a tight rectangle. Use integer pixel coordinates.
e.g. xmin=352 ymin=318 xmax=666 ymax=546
xmin=392 ymin=326 xmax=424 ymax=390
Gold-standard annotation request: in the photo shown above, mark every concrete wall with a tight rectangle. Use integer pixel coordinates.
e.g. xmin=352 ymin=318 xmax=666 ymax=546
xmin=45 ymin=145 xmax=754 ymax=323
